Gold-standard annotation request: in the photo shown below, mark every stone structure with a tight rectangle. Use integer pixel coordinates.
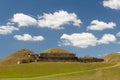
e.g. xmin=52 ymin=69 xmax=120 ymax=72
xmin=16 ymin=48 xmax=104 ymax=64
xmin=37 ymin=48 xmax=78 ymax=62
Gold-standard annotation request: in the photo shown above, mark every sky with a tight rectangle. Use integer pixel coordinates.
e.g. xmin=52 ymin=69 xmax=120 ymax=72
xmin=0 ymin=0 xmax=120 ymax=59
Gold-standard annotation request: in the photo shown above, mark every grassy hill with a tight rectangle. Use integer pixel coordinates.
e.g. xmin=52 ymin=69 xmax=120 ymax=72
xmin=42 ymin=48 xmax=73 ymax=54
xmin=103 ymin=53 xmax=120 ymax=62
xmin=0 ymin=48 xmax=35 ymax=65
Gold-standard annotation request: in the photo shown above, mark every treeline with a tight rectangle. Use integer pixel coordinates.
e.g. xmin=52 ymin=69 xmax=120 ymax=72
xmin=78 ymin=56 xmax=104 ymax=63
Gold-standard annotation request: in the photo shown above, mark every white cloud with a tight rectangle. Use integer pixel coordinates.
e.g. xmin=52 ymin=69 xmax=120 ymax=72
xmin=11 ymin=13 xmax=37 ymax=27
xmin=14 ymin=34 xmax=44 ymax=41
xmin=59 ymin=33 xmax=117 ymax=48
xmin=38 ymin=10 xmax=82 ymax=29
xmin=98 ymin=34 xmax=116 ymax=44
xmin=103 ymin=0 xmax=120 ymax=10
xmin=10 ymin=11 xmax=81 ymax=30
xmin=116 ymin=32 xmax=120 ymax=37
xmin=87 ymin=20 xmax=116 ymax=31
xmin=59 ymin=33 xmax=98 ymax=48
xmin=0 ymin=25 xmax=19 ymax=35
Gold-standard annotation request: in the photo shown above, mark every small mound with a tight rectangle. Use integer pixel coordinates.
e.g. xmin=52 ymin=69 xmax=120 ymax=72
xmin=0 ymin=48 xmax=35 ymax=65
xmin=103 ymin=53 xmax=120 ymax=62
xmin=42 ymin=48 xmax=73 ymax=54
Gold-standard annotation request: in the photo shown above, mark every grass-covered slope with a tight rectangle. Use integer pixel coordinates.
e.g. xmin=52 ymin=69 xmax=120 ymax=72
xmin=0 ymin=61 xmax=119 ymax=80
xmin=0 ymin=48 xmax=35 ymax=65
xmin=103 ymin=53 xmax=120 ymax=62
xmin=0 ymin=62 xmax=114 ymax=79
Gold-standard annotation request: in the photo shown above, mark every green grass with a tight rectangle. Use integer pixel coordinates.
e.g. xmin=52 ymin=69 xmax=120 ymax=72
xmin=0 ymin=62 xmax=120 ymax=80
xmin=57 ymin=66 xmax=120 ymax=78
xmin=51 ymin=63 xmax=120 ymax=80
xmin=0 ymin=62 xmax=115 ymax=79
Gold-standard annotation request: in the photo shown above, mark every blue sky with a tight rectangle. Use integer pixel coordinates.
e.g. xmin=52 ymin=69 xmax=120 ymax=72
xmin=0 ymin=0 xmax=120 ymax=59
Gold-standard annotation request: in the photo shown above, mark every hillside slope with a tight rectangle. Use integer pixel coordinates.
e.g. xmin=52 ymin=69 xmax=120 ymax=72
xmin=103 ymin=53 xmax=120 ymax=62
xmin=42 ymin=48 xmax=73 ymax=54
xmin=0 ymin=48 xmax=35 ymax=65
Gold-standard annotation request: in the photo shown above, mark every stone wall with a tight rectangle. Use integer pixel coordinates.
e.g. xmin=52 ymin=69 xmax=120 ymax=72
xmin=40 ymin=53 xmax=75 ymax=57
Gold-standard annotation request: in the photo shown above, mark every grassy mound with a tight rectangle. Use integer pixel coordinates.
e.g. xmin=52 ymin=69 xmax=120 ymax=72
xmin=0 ymin=48 xmax=35 ymax=65
xmin=103 ymin=53 xmax=120 ymax=62
xmin=42 ymin=48 xmax=73 ymax=54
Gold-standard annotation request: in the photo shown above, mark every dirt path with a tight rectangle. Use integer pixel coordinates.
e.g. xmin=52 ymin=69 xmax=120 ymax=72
xmin=2 ymin=62 xmax=120 ymax=80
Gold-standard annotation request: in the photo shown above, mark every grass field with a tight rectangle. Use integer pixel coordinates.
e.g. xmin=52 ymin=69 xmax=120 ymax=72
xmin=0 ymin=62 xmax=120 ymax=80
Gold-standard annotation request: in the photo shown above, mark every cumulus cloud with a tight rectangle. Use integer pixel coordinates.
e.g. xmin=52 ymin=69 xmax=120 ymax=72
xmin=10 ymin=11 xmax=81 ymax=29
xmin=14 ymin=34 xmax=44 ymax=41
xmin=103 ymin=0 xmax=120 ymax=10
xmin=59 ymin=33 xmax=98 ymax=48
xmin=38 ymin=10 xmax=82 ymax=29
xmin=116 ymin=32 xmax=120 ymax=37
xmin=59 ymin=33 xmax=116 ymax=48
xmin=11 ymin=13 xmax=37 ymax=27
xmin=87 ymin=20 xmax=116 ymax=31
xmin=0 ymin=25 xmax=19 ymax=35
xmin=98 ymin=34 xmax=116 ymax=44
